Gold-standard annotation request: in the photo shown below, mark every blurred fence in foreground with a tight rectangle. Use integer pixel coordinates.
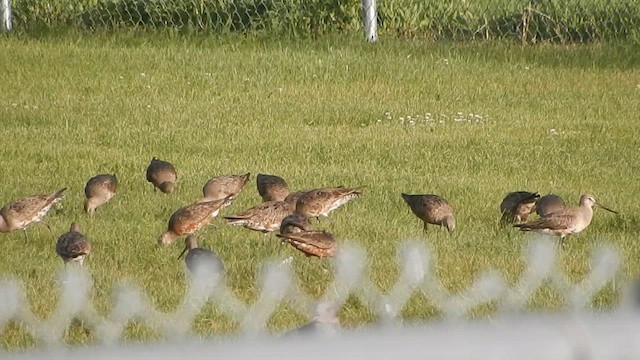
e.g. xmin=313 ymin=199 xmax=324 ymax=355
xmin=0 ymin=237 xmax=636 ymax=352
xmin=2 ymin=0 xmax=640 ymax=43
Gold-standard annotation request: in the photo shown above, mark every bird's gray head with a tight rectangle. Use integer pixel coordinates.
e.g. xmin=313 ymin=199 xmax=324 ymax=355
xmin=159 ymin=181 xmax=175 ymax=194
xmin=444 ymin=215 xmax=456 ymax=233
xmin=70 ymin=222 xmax=82 ymax=233
xmin=579 ymin=194 xmax=597 ymax=208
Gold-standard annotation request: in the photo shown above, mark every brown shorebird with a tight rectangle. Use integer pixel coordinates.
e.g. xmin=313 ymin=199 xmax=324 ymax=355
xmin=202 ymin=173 xmax=250 ymax=205
xmin=224 ymin=200 xmax=293 ymax=234
xmin=276 ymin=230 xmax=338 ymax=258
xmin=401 ymin=193 xmax=456 ymax=234
xmin=514 ymin=194 xmax=617 ymax=245
xmin=536 ymin=194 xmax=566 ymax=217
xmin=178 ymin=235 xmax=224 ymax=276
xmin=295 ymin=187 xmax=363 ymax=219
xmin=256 ymin=173 xmax=290 ymax=202
xmin=284 ymin=190 xmax=307 ymax=209
xmin=279 ymin=213 xmax=312 ymax=235
xmin=0 ymin=188 xmax=67 ymax=241
xmin=56 ymin=222 xmax=91 ymax=266
xmin=158 ymin=196 xmax=229 ymax=246
xmin=499 ymin=191 xmax=540 ymax=224
xmin=84 ymin=174 xmax=118 ymax=216
xmin=146 ymin=157 xmax=177 ymax=194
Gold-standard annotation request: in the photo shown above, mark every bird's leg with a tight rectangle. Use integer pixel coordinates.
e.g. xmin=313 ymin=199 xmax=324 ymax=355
xmin=422 ymin=221 xmax=428 ymax=234
xmin=41 ymin=221 xmax=55 ymax=239
xmin=22 ymin=229 xmax=28 ymax=242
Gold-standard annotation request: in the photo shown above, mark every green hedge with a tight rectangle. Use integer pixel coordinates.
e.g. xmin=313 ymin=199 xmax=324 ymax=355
xmin=9 ymin=0 xmax=640 ymax=43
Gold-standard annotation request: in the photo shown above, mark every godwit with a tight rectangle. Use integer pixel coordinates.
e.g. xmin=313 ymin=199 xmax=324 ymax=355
xmin=0 ymin=188 xmax=67 ymax=240
xmin=401 ymin=193 xmax=456 ymax=234
xmin=256 ymin=173 xmax=290 ymax=202
xmin=499 ymin=191 xmax=540 ymax=223
xmin=202 ymin=173 xmax=250 ymax=205
xmin=514 ymin=194 xmax=617 ymax=246
xmin=535 ymin=194 xmax=566 ymax=217
xmin=84 ymin=174 xmax=118 ymax=216
xmin=158 ymin=196 xmax=229 ymax=246
xmin=284 ymin=190 xmax=307 ymax=209
xmin=279 ymin=213 xmax=312 ymax=235
xmin=56 ymin=222 xmax=91 ymax=266
xmin=285 ymin=301 xmax=341 ymax=337
xmin=178 ymin=235 xmax=224 ymax=276
xmin=146 ymin=157 xmax=177 ymax=194
xmin=224 ymin=200 xmax=293 ymax=234
xmin=276 ymin=230 xmax=338 ymax=258
xmin=295 ymin=187 xmax=363 ymax=219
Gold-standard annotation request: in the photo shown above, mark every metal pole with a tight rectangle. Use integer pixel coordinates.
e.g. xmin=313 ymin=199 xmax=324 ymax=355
xmin=362 ymin=0 xmax=377 ymax=42
xmin=1 ymin=0 xmax=12 ymax=31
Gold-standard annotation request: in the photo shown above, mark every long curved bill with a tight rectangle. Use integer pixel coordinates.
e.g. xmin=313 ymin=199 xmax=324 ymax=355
xmin=597 ymin=203 xmax=618 ymax=214
xmin=178 ymin=247 xmax=188 ymax=259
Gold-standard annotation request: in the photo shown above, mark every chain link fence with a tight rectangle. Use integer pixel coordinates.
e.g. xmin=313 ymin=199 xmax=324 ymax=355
xmin=2 ymin=0 xmax=640 ymax=43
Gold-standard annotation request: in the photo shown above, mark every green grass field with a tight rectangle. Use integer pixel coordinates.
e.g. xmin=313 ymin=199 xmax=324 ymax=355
xmin=1 ymin=33 xmax=640 ymax=348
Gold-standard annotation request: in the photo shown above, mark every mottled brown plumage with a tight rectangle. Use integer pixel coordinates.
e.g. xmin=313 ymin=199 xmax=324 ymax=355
xmin=535 ymin=194 xmax=566 ymax=217
xmin=295 ymin=187 xmax=363 ymax=219
xmin=224 ymin=200 xmax=293 ymax=233
xmin=158 ymin=197 xmax=229 ymax=246
xmin=499 ymin=191 xmax=540 ymax=224
xmin=257 ymin=173 xmax=290 ymax=202
xmin=514 ymin=194 xmax=617 ymax=245
xmin=84 ymin=174 xmax=118 ymax=216
xmin=202 ymin=172 xmax=250 ymax=205
xmin=276 ymin=230 xmax=338 ymax=258
xmin=0 ymin=188 xmax=67 ymax=240
xmin=279 ymin=213 xmax=312 ymax=235
xmin=146 ymin=157 xmax=177 ymax=194
xmin=401 ymin=193 xmax=455 ymax=234
xmin=56 ymin=222 xmax=91 ymax=266
xmin=284 ymin=190 xmax=307 ymax=209
xmin=178 ymin=235 xmax=224 ymax=276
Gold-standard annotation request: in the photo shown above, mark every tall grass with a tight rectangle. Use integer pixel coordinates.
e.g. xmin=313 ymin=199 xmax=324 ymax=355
xmin=8 ymin=0 xmax=640 ymax=43
xmin=0 ymin=34 xmax=639 ymax=348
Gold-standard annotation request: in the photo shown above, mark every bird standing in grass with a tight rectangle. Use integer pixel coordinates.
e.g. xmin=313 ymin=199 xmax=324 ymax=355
xmin=256 ymin=173 xmax=290 ymax=202
xmin=401 ymin=193 xmax=456 ymax=234
xmin=535 ymin=194 xmax=566 ymax=217
xmin=146 ymin=157 xmax=177 ymax=194
xmin=178 ymin=235 xmax=224 ymax=276
xmin=295 ymin=186 xmax=364 ymax=220
xmin=158 ymin=196 xmax=230 ymax=246
xmin=202 ymin=173 xmax=250 ymax=206
xmin=224 ymin=200 xmax=293 ymax=234
xmin=84 ymin=174 xmax=118 ymax=216
xmin=276 ymin=230 xmax=338 ymax=258
xmin=499 ymin=191 xmax=540 ymax=224
xmin=56 ymin=222 xmax=91 ymax=266
xmin=514 ymin=194 xmax=617 ymax=246
xmin=0 ymin=188 xmax=67 ymax=241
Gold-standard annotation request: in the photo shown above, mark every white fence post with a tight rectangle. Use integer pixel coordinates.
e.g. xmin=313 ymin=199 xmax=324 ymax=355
xmin=1 ymin=0 xmax=12 ymax=31
xmin=362 ymin=0 xmax=378 ymax=42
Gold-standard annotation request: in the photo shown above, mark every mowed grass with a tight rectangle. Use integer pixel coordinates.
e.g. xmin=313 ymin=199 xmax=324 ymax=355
xmin=0 ymin=33 xmax=639 ymax=348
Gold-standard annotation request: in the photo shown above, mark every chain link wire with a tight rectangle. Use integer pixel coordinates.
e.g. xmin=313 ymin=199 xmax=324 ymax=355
xmin=6 ymin=0 xmax=640 ymax=43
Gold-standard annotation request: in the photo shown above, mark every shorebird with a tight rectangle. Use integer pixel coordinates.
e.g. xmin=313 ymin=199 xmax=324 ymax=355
xmin=56 ymin=222 xmax=91 ymax=266
xmin=279 ymin=213 xmax=312 ymax=235
xmin=146 ymin=157 xmax=177 ymax=194
xmin=284 ymin=190 xmax=307 ymax=209
xmin=295 ymin=186 xmax=363 ymax=219
xmin=178 ymin=235 xmax=224 ymax=276
xmin=535 ymin=194 xmax=566 ymax=217
xmin=276 ymin=230 xmax=338 ymax=258
xmin=202 ymin=173 xmax=250 ymax=206
xmin=0 ymin=188 xmax=67 ymax=241
xmin=499 ymin=191 xmax=540 ymax=223
xmin=158 ymin=196 xmax=230 ymax=246
xmin=285 ymin=302 xmax=341 ymax=337
xmin=224 ymin=200 xmax=293 ymax=234
xmin=514 ymin=194 xmax=617 ymax=246
xmin=401 ymin=193 xmax=456 ymax=234
xmin=84 ymin=174 xmax=118 ymax=216
xmin=257 ymin=173 xmax=290 ymax=202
